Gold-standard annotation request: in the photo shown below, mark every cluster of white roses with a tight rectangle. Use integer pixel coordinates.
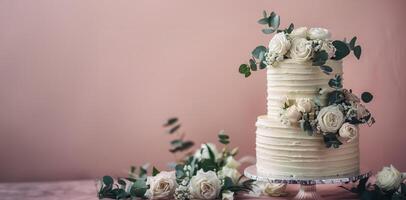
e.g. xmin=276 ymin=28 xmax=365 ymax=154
xmin=280 ymin=87 xmax=373 ymax=145
xmin=265 ymin=27 xmax=336 ymax=66
xmin=375 ymin=165 xmax=406 ymax=192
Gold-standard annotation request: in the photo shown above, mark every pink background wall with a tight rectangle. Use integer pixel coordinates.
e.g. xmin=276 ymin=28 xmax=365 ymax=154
xmin=1 ymin=0 xmax=405 ymax=182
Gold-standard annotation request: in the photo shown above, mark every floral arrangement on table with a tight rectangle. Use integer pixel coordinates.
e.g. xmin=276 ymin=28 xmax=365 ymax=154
xmin=342 ymin=165 xmax=406 ymax=200
xmin=239 ymin=11 xmax=375 ymax=148
xmin=97 ymin=118 xmax=288 ymax=200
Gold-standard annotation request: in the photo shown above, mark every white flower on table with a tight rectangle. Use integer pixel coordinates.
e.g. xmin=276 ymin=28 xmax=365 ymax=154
xmin=217 ymin=166 xmax=241 ymax=184
xmin=307 ymin=27 xmax=331 ymax=40
xmin=194 ymin=143 xmax=219 ymax=160
xmin=317 ymin=105 xmax=345 ymax=133
xmin=247 ymin=181 xmax=287 ymax=197
xmin=339 ymin=123 xmax=358 ymax=142
xmin=145 ymin=171 xmax=177 ymax=199
xmin=376 ymin=165 xmax=406 ymax=191
xmin=289 ymin=38 xmax=313 ymax=61
xmin=189 ymin=170 xmax=222 ymax=200
xmin=289 ymin=27 xmax=308 ymax=39
xmin=268 ymin=32 xmax=291 ymax=56
xmin=296 ymin=98 xmax=314 ymax=113
xmin=221 ymin=190 xmax=234 ymax=200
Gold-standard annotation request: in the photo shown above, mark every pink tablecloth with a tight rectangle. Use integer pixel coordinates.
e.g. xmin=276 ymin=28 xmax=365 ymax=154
xmin=0 ymin=180 xmax=359 ymax=200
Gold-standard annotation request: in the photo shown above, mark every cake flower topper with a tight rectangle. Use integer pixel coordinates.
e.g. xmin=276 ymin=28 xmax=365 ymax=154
xmin=239 ymin=11 xmax=362 ymax=77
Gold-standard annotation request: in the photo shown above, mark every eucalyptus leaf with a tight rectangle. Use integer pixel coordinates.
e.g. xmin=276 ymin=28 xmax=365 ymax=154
xmin=239 ymin=64 xmax=248 ymax=74
xmin=270 ymin=15 xmax=280 ymax=29
xmin=244 ymin=71 xmax=251 ymax=77
xmin=353 ymin=45 xmax=361 ymax=59
xmin=103 ymin=176 xmax=114 ymax=186
xmin=257 ymin=18 xmax=268 ymax=25
xmin=286 ymin=23 xmax=294 ymax=33
xmin=152 ymin=166 xmax=160 ymax=176
xmin=361 ymin=92 xmax=373 ymax=103
xmin=332 ymin=40 xmax=350 ymax=60
xmin=205 ymin=144 xmax=216 ymax=163
xmin=169 ymin=124 xmax=181 ymax=134
xmin=262 ymin=10 xmax=267 ymax=18
xmin=249 ymin=59 xmax=257 ymax=71
xmin=312 ymin=50 xmax=329 ymax=66
xmin=320 ymin=65 xmax=333 ymax=75
xmin=262 ymin=28 xmax=275 ymax=34
xmin=117 ymin=179 xmax=126 ymax=186
xmin=349 ymin=37 xmax=357 ymax=50
xmin=163 ymin=117 xmax=178 ymax=127
xmin=251 ymin=46 xmax=267 ymax=59
xmin=259 ymin=61 xmax=267 ymax=69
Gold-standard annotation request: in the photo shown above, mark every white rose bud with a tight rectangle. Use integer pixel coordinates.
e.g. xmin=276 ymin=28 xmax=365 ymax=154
xmin=317 ymin=105 xmax=345 ymax=132
xmin=268 ymin=32 xmax=291 ymax=56
xmin=225 ymin=156 xmax=241 ymax=169
xmin=286 ymin=105 xmax=302 ymax=124
xmin=290 ymin=27 xmax=308 ymax=39
xmin=218 ymin=167 xmax=241 ymax=184
xmin=376 ymin=165 xmax=406 ymax=191
xmin=296 ymin=98 xmax=314 ymax=113
xmin=339 ymin=123 xmax=358 ymax=142
xmin=221 ymin=190 xmax=234 ymax=200
xmin=289 ymin=38 xmax=313 ymax=61
xmin=189 ymin=170 xmax=221 ymax=199
xmin=263 ymin=183 xmax=288 ymax=197
xmin=307 ymin=27 xmax=331 ymax=40
xmin=145 ymin=171 xmax=177 ymax=199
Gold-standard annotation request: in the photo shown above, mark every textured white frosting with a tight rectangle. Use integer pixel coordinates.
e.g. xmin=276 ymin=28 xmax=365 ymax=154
xmin=255 ymin=59 xmax=360 ymax=178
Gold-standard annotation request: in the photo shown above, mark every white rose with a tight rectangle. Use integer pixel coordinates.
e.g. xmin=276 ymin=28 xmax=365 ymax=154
xmin=286 ymin=105 xmax=302 ymax=124
xmin=268 ymin=32 xmax=291 ymax=56
xmin=218 ymin=167 xmax=241 ymax=184
xmin=189 ymin=170 xmax=221 ymax=199
xmin=263 ymin=183 xmax=288 ymax=197
xmin=194 ymin=143 xmax=219 ymax=160
xmin=308 ymin=28 xmax=331 ymax=40
xmin=376 ymin=165 xmax=405 ymax=191
xmin=317 ymin=105 xmax=345 ymax=132
xmin=339 ymin=123 xmax=358 ymax=142
xmin=289 ymin=38 xmax=313 ymax=61
xmin=225 ymin=156 xmax=241 ymax=169
xmin=296 ymin=98 xmax=314 ymax=113
xmin=321 ymin=41 xmax=336 ymax=58
xmin=290 ymin=27 xmax=308 ymax=39
xmin=145 ymin=171 xmax=177 ymax=199
xmin=221 ymin=190 xmax=234 ymax=200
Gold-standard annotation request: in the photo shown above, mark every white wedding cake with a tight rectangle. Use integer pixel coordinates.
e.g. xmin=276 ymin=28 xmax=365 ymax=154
xmin=256 ymin=60 xmax=359 ymax=178
xmin=239 ymin=11 xmax=375 ymax=179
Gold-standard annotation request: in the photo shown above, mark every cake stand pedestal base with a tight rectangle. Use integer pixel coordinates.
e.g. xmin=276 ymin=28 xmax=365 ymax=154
xmin=244 ymin=165 xmax=370 ymax=200
xmin=292 ymin=184 xmax=323 ymax=200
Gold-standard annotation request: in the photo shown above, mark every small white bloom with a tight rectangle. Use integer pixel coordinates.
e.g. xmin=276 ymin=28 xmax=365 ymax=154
xmin=321 ymin=41 xmax=336 ymax=58
xmin=189 ymin=170 xmax=221 ymax=199
xmin=308 ymin=27 xmax=331 ymax=40
xmin=146 ymin=171 xmax=177 ymax=199
xmin=376 ymin=165 xmax=405 ymax=191
xmin=339 ymin=123 xmax=358 ymax=142
xmin=317 ymin=105 xmax=345 ymax=133
xmin=296 ymin=98 xmax=314 ymax=113
xmin=194 ymin=143 xmax=220 ymax=160
xmin=263 ymin=183 xmax=288 ymax=197
xmin=285 ymin=105 xmax=302 ymax=124
xmin=225 ymin=156 xmax=241 ymax=169
xmin=290 ymin=27 xmax=308 ymax=39
xmin=221 ymin=190 xmax=234 ymax=200
xmin=218 ymin=167 xmax=241 ymax=184
xmin=289 ymin=38 xmax=313 ymax=61
xmin=268 ymin=32 xmax=291 ymax=56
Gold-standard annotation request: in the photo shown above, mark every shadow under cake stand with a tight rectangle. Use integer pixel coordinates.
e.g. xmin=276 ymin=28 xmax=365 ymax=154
xmin=244 ymin=165 xmax=370 ymax=200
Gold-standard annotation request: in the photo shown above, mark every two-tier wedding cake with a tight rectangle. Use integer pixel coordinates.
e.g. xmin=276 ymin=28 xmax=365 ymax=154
xmin=239 ymin=11 xmax=375 ymax=178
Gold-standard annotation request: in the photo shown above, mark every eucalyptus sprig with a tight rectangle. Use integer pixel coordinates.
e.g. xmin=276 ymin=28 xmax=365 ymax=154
xmin=332 ymin=36 xmax=362 ymax=60
xmin=163 ymin=117 xmax=194 ymax=154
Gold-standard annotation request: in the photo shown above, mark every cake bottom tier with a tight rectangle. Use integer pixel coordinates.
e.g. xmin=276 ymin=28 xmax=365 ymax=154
xmin=255 ymin=115 xmax=360 ymax=178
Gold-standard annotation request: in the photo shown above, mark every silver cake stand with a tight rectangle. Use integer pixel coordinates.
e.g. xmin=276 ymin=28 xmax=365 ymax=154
xmin=244 ymin=165 xmax=371 ymax=200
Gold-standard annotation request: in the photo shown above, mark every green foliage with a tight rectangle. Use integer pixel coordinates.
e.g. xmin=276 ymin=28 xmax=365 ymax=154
xmin=323 ymin=133 xmax=343 ymax=148
xmin=332 ymin=40 xmax=350 ymax=60
xmin=361 ymin=92 xmax=374 ymax=103
xmin=163 ymin=117 xmax=178 ymax=127
xmin=320 ymin=65 xmax=333 ymax=75
xmin=354 ymin=45 xmax=362 ymax=59
xmin=327 ymin=90 xmax=346 ymax=105
xmin=328 ymin=75 xmax=343 ymax=89
xmin=312 ymin=50 xmax=329 ymax=66
xmin=218 ymin=130 xmax=230 ymax=145
xmin=152 ymin=166 xmax=160 ymax=176
xmin=239 ymin=64 xmax=251 ymax=77
xmin=249 ymin=59 xmax=257 ymax=71
xmin=251 ymin=46 xmax=267 ymax=59
xmin=258 ymin=11 xmax=280 ymax=34
xmin=102 ymin=176 xmax=114 ymax=186
xmin=164 ymin=117 xmax=195 ymax=153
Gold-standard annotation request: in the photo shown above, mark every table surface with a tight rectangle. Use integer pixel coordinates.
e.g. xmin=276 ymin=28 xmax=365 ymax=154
xmin=0 ymin=179 xmax=360 ymax=200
